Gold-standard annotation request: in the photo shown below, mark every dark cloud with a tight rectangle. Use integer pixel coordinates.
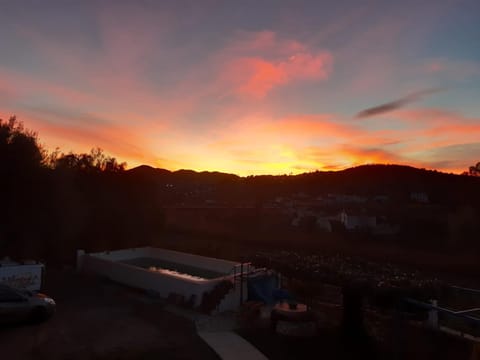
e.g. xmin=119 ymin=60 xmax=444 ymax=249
xmin=355 ymin=88 xmax=443 ymax=118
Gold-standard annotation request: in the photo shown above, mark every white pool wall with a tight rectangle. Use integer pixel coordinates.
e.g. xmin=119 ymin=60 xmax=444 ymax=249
xmin=83 ymin=247 xmax=238 ymax=275
xmin=77 ymin=247 xmax=247 ymax=312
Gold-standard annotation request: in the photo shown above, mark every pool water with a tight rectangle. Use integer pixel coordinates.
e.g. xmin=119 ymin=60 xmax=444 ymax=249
xmin=121 ymin=257 xmax=225 ymax=280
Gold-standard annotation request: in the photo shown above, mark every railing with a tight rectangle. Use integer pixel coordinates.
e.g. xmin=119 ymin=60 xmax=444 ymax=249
xmin=228 ymin=262 xmax=273 ymax=307
xmin=229 ymin=263 xmax=268 ymax=278
xmin=451 ymin=286 xmax=480 ymax=296
xmin=403 ymin=297 xmax=480 ymax=339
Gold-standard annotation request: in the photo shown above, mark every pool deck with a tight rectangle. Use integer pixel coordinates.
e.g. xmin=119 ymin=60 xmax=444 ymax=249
xmin=198 ymin=331 xmax=268 ymax=360
xmin=164 ymin=305 xmax=268 ymax=360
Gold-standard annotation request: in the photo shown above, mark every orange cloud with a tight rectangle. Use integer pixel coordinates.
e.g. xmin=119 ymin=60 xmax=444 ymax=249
xmin=200 ymin=113 xmax=405 ymax=174
xmin=388 ymin=108 xmax=480 ymax=148
xmin=336 ymin=145 xmax=403 ymax=165
xmin=2 ymin=106 xmax=164 ymax=169
xmin=198 ymin=106 xmax=480 ymax=175
xmin=284 ymin=145 xmax=405 ymax=173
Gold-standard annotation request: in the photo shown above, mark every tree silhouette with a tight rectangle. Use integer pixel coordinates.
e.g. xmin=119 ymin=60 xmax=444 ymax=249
xmin=0 ymin=116 xmax=125 ymax=173
xmin=465 ymin=162 xmax=480 ymax=176
xmin=0 ymin=116 xmax=133 ymax=262
xmin=0 ymin=116 xmax=43 ymax=171
xmin=54 ymin=148 xmax=126 ymax=173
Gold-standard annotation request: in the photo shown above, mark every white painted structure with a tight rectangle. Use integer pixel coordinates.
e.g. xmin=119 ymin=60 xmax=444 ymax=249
xmin=77 ymin=247 xmax=249 ymax=312
xmin=340 ymin=210 xmax=376 ymax=231
xmin=0 ymin=261 xmax=44 ymax=291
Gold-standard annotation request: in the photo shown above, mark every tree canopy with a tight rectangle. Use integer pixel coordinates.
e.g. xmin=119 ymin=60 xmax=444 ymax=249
xmin=0 ymin=115 xmax=126 ymax=173
xmin=0 ymin=116 xmax=43 ymax=171
xmin=52 ymin=147 xmax=126 ymax=173
xmin=0 ymin=116 xmax=167 ymax=264
xmin=466 ymin=162 xmax=480 ymax=177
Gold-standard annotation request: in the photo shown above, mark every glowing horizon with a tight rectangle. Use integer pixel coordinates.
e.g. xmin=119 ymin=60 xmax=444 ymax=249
xmin=1 ymin=1 xmax=479 ymax=176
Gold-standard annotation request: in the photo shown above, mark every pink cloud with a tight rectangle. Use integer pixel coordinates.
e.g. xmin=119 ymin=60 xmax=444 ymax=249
xmin=366 ymin=108 xmax=480 ymax=167
xmin=227 ymin=30 xmax=306 ymax=55
xmin=15 ymin=11 xmax=173 ymax=116
xmin=227 ymin=58 xmax=287 ymax=99
xmin=219 ymin=31 xmax=333 ymax=99
xmin=0 ymin=66 xmax=95 ymax=107
xmin=422 ymin=58 xmax=480 ymax=80
xmin=224 ymin=52 xmax=332 ymax=99
xmin=393 ymin=108 xmax=480 ymax=138
xmin=425 ymin=61 xmax=444 ymax=73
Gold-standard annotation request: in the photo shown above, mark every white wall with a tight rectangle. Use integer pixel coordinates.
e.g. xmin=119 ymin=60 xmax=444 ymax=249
xmin=216 ymin=280 xmax=248 ymax=313
xmin=0 ymin=264 xmax=44 ymax=291
xmin=82 ymin=255 xmax=224 ymax=308
xmin=79 ymin=247 xmax=248 ymax=311
xmin=84 ymin=247 xmax=240 ymax=275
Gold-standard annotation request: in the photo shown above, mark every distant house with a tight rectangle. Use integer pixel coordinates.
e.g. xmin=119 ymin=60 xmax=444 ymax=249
xmin=339 ymin=210 xmax=376 ymax=231
xmin=410 ymin=192 xmax=429 ymax=203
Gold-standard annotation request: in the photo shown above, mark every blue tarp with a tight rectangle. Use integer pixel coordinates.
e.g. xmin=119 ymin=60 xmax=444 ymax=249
xmin=247 ymin=274 xmax=292 ymax=304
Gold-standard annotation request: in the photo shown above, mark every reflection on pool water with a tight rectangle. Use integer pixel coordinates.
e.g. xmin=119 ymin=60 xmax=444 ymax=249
xmin=121 ymin=257 xmax=225 ymax=280
xmin=147 ymin=266 xmax=207 ymax=281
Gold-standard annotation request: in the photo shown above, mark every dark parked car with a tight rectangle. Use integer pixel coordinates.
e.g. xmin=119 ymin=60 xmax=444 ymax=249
xmin=0 ymin=284 xmax=56 ymax=324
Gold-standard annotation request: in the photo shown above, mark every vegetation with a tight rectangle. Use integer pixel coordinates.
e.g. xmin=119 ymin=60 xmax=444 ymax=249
xmin=464 ymin=162 xmax=480 ymax=176
xmin=0 ymin=116 xmax=164 ymax=263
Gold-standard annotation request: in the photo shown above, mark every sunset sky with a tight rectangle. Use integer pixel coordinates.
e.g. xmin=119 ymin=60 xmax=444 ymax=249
xmin=1 ymin=0 xmax=479 ymax=175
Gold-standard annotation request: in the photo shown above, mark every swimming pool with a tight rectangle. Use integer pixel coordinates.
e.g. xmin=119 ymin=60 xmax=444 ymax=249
xmin=121 ymin=257 xmax=225 ymax=280
xmin=78 ymin=247 xmax=247 ymax=312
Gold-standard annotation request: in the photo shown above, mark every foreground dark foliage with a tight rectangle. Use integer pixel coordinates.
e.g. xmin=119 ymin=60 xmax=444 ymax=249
xmin=0 ymin=117 xmax=164 ymax=263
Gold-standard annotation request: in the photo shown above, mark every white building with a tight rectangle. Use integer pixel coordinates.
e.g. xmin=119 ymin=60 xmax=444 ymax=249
xmin=340 ymin=210 xmax=376 ymax=231
xmin=0 ymin=258 xmax=44 ymax=291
